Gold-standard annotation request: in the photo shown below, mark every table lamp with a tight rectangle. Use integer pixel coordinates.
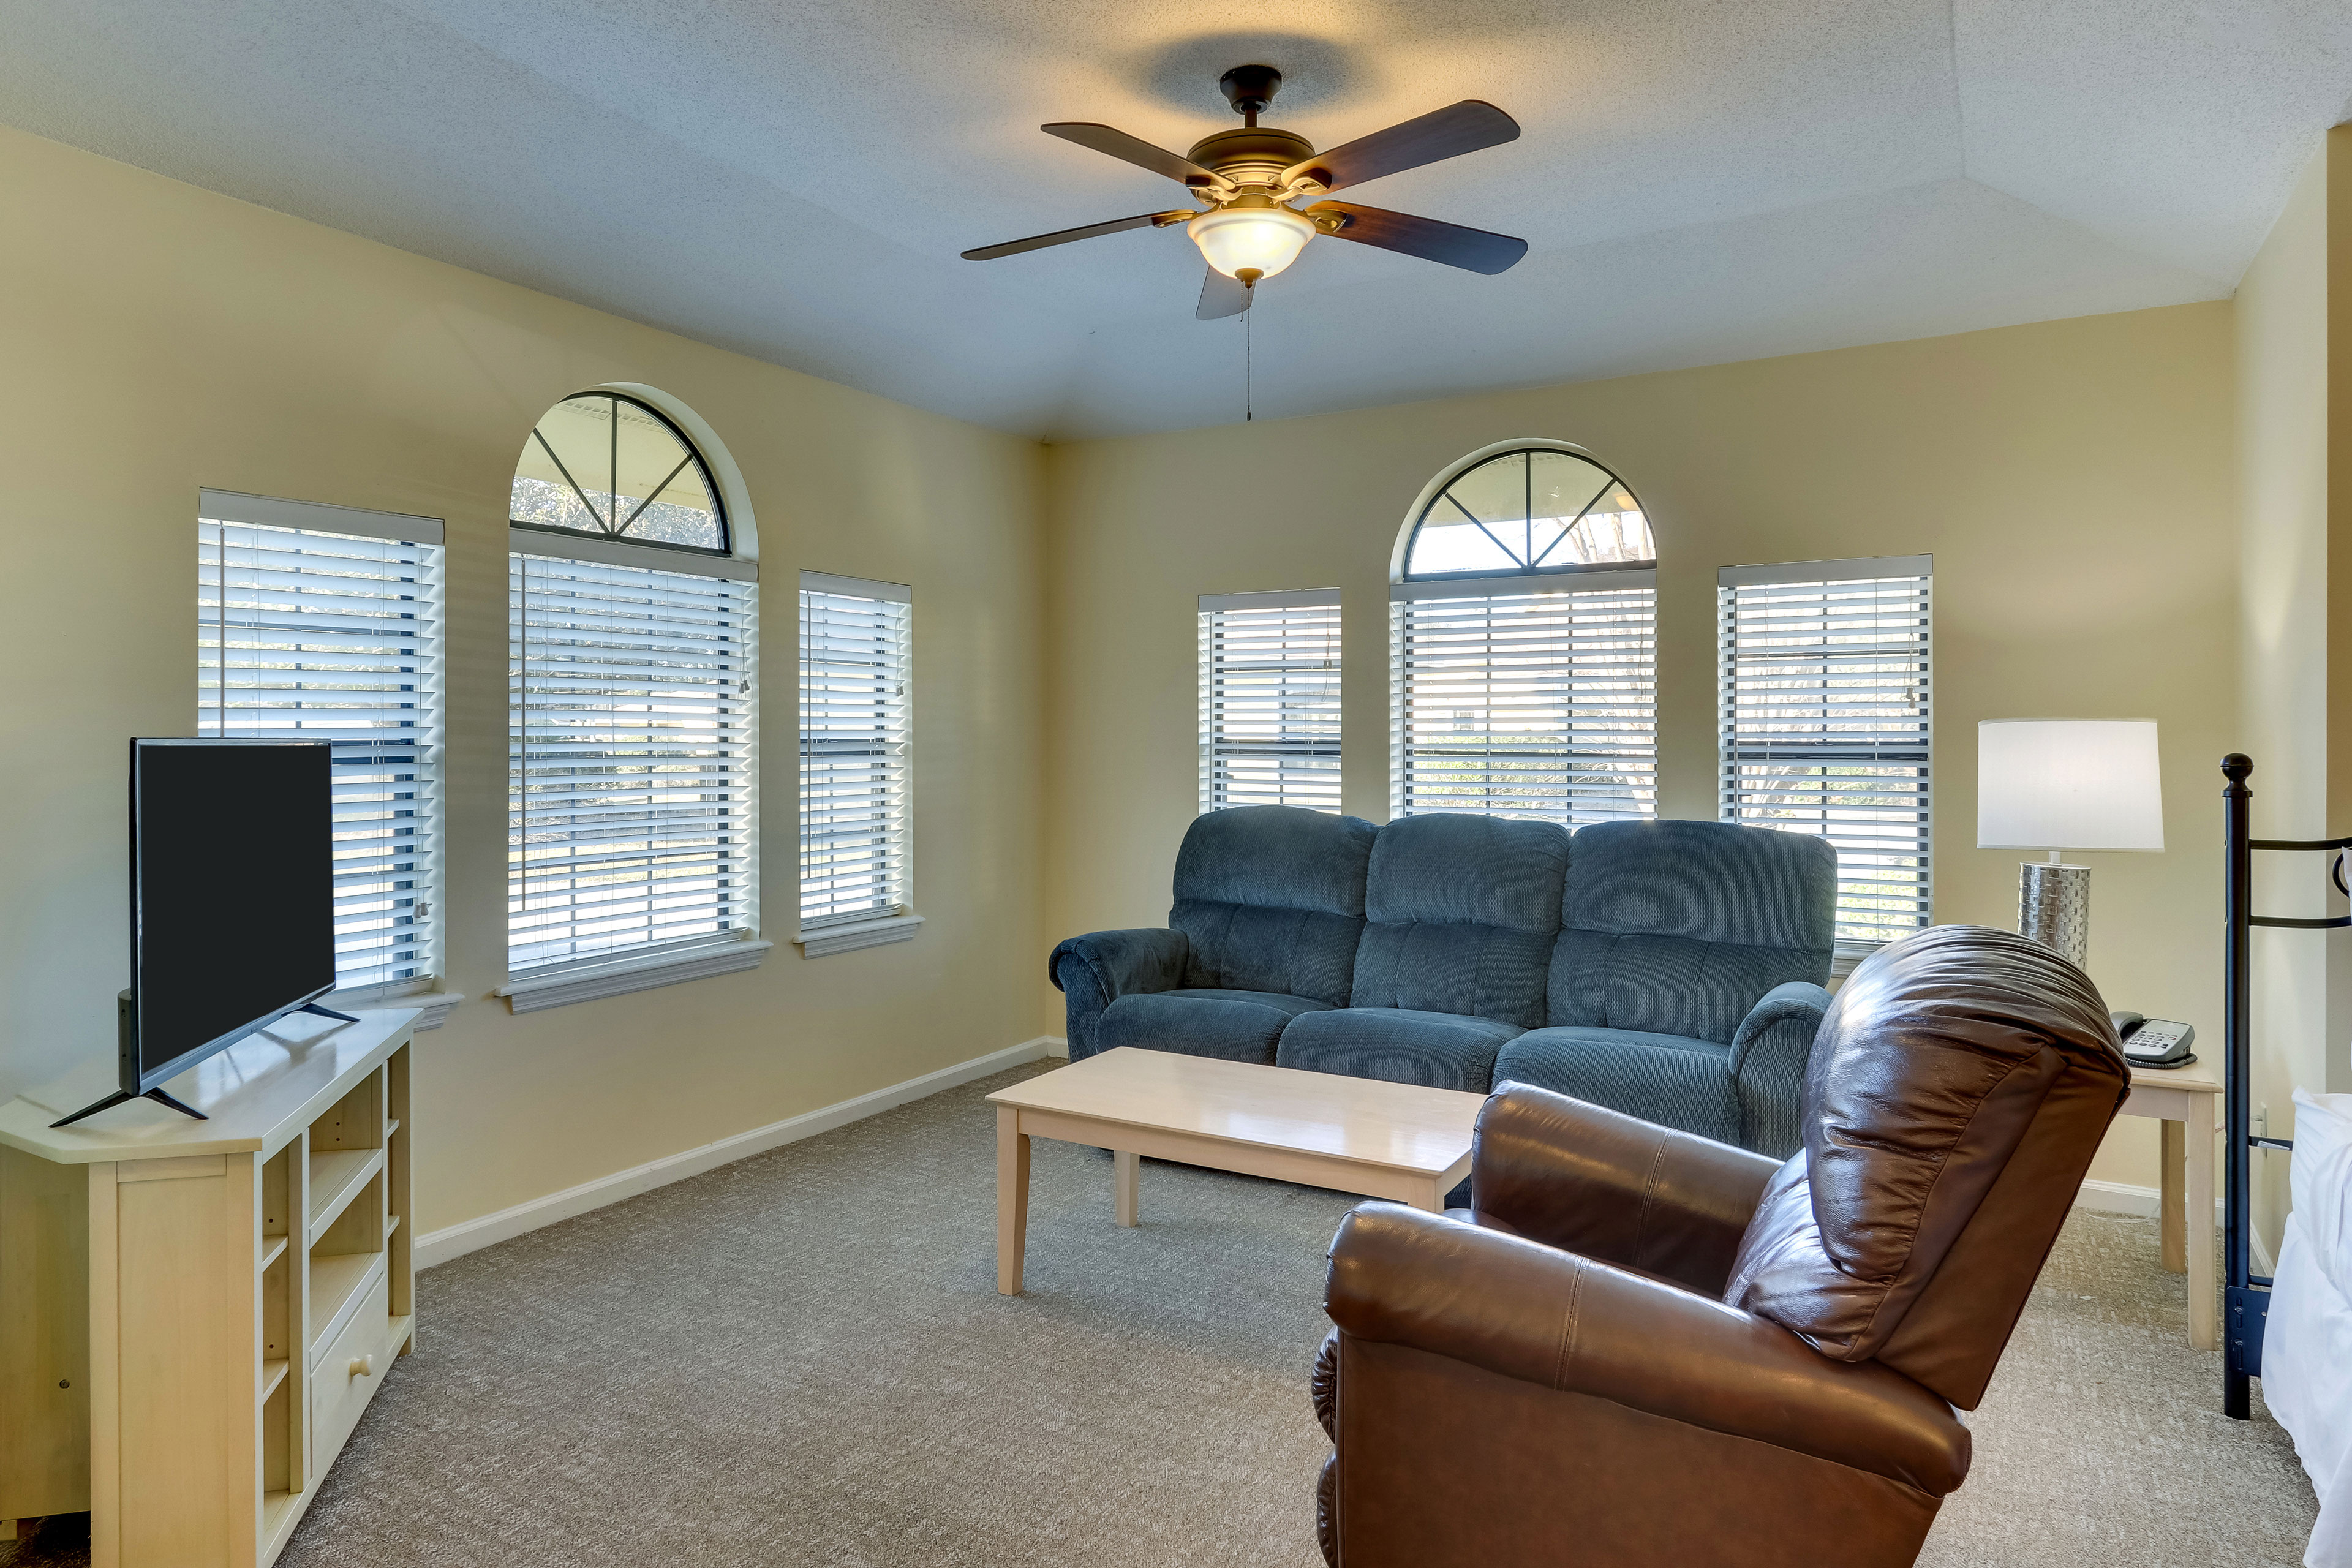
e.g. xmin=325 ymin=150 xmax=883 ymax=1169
xmin=1977 ymin=719 xmax=2164 ymax=967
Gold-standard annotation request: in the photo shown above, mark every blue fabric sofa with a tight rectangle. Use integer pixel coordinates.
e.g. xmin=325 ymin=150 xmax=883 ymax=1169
xmin=1049 ymin=806 xmax=1838 ymax=1160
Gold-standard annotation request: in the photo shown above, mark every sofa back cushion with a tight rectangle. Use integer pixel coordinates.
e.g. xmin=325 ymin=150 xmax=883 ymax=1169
xmin=1548 ymin=819 xmax=1836 ymax=1043
xmin=1170 ymin=805 xmax=1379 ymax=1007
xmin=1722 ymin=924 xmax=2128 ymax=1409
xmin=1349 ymin=814 xmax=1569 ymax=1028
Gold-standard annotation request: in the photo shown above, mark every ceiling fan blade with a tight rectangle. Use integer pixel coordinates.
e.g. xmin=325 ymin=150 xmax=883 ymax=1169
xmin=962 ymin=210 xmax=1194 ymax=261
xmin=1197 ymin=268 xmax=1253 ymax=320
xmin=1043 ymin=123 xmax=1233 ymax=190
xmin=1282 ymin=100 xmax=1520 ymax=194
xmin=1308 ymin=201 xmax=1528 ymax=275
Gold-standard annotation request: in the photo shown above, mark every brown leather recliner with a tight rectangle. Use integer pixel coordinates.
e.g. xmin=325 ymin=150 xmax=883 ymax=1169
xmin=1310 ymin=923 xmax=2130 ymax=1567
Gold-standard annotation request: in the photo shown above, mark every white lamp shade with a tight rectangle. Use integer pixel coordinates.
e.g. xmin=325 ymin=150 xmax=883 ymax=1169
xmin=1189 ymin=205 xmax=1314 ymax=279
xmin=1978 ymin=719 xmax=2164 ymax=851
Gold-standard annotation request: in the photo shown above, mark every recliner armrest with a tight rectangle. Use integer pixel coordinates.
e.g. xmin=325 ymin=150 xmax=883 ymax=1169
xmin=1728 ymin=980 xmax=1831 ymax=1074
xmin=1471 ymin=1082 xmax=1779 ymax=1296
xmin=1727 ymin=981 xmax=1832 ymax=1158
xmin=1047 ymin=927 xmax=1189 ymax=997
xmin=1325 ymin=1205 xmax=1969 ymax=1498
xmin=1048 ymin=928 xmax=1191 ymax=1060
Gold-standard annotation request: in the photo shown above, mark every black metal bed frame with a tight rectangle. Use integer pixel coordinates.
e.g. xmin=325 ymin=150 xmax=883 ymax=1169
xmin=2221 ymin=752 xmax=2327 ymax=1417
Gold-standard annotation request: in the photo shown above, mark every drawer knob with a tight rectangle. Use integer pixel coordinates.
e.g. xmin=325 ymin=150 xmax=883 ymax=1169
xmin=348 ymin=1355 xmax=374 ymax=1378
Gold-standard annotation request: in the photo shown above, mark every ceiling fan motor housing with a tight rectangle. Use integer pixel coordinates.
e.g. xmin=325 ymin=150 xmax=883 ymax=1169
xmin=1186 ymin=126 xmax=1317 ymax=190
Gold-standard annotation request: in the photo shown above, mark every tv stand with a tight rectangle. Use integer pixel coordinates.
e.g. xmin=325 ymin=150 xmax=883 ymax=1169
xmin=0 ymin=1009 xmax=417 ymax=1567
xmin=294 ymin=1002 xmax=359 ymax=1024
xmin=48 ymin=1084 xmax=207 ymax=1130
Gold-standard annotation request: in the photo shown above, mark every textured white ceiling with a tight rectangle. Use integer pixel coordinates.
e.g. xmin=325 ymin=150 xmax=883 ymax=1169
xmin=4 ymin=1 xmax=2348 ymax=438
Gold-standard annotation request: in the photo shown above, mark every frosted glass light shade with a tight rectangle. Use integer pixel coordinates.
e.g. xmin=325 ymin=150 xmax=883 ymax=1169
xmin=1978 ymin=719 xmax=2164 ymax=851
xmin=1189 ymin=205 xmax=1314 ymax=279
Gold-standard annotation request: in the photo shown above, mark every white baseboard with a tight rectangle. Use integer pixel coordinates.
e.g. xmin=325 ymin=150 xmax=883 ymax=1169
xmin=2076 ymin=1178 xmax=2170 ymax=1219
xmin=2075 ymin=1178 xmax=2278 ymax=1273
xmin=415 ymin=1035 xmax=1063 ymax=1268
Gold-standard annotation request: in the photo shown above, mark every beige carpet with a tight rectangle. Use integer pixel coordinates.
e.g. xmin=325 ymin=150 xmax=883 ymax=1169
xmin=2 ymin=1061 xmax=2321 ymax=1566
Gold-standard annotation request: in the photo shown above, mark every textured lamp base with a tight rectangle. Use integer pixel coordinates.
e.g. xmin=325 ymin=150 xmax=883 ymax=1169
xmin=2019 ymin=861 xmax=2090 ymax=967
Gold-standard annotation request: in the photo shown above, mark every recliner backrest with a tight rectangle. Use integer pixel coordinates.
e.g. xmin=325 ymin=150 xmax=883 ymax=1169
xmin=1548 ymin=819 xmax=1836 ymax=1042
xmin=1170 ymin=806 xmax=1379 ymax=1006
xmin=1721 ymin=923 xmax=2128 ymax=1409
xmin=1349 ymin=814 xmax=1569 ymax=1028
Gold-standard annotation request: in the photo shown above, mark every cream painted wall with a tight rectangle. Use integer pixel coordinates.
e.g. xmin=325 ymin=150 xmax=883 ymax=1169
xmin=1044 ymin=303 xmax=2241 ymax=1194
xmin=2236 ymin=125 xmax=2352 ymax=1250
xmin=2237 ymin=138 xmax=2332 ymax=1246
xmin=0 ymin=126 xmax=1049 ymax=1234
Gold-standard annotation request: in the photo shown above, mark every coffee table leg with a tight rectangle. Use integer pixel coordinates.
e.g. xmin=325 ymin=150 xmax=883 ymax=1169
xmin=1406 ymin=1179 xmax=1443 ymax=1214
xmin=1114 ymin=1149 xmax=1139 ymax=1227
xmin=997 ymin=1106 xmax=1030 ymax=1296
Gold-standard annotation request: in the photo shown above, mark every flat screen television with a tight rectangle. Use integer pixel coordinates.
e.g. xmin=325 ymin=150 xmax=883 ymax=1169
xmin=50 ymin=738 xmax=349 ymax=1128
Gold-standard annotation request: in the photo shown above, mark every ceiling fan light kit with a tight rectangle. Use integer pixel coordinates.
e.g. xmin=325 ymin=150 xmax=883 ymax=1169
xmin=1190 ymin=201 xmax=1316 ymax=280
xmin=962 ymin=64 xmax=1527 ymax=318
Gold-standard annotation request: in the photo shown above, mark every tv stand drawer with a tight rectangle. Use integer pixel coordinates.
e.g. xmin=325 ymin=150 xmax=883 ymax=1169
xmin=311 ymin=1274 xmax=390 ymax=1476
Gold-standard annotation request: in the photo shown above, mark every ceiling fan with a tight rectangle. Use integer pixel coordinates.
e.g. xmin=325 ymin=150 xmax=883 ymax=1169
xmin=962 ymin=65 xmax=1527 ymax=320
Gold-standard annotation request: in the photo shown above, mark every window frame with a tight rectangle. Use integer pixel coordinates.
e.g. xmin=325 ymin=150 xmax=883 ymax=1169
xmin=1197 ymin=588 xmax=1343 ymax=815
xmin=496 ymin=386 xmax=769 ymax=1013
xmin=796 ymin=570 xmax=919 ymax=957
xmin=1716 ymin=556 xmax=1934 ymax=972
xmin=1389 ymin=441 xmax=1660 ymax=827
xmin=197 ymin=489 xmax=453 ymax=1020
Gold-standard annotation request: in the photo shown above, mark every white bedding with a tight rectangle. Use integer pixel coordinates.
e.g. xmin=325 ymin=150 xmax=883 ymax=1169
xmin=2264 ymin=1089 xmax=2352 ymax=1567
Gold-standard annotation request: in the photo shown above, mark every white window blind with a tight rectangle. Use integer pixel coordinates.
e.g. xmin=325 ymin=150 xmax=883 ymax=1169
xmin=508 ymin=551 xmax=758 ymax=972
xmin=1198 ymin=590 xmax=1341 ymax=813
xmin=198 ymin=497 xmax=445 ymax=993
xmin=799 ymin=573 xmax=912 ymax=930
xmin=1718 ymin=557 xmax=1932 ymax=953
xmin=1390 ymin=571 xmax=1657 ymax=824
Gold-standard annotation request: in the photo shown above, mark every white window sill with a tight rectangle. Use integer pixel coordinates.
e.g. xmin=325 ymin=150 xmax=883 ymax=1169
xmin=1830 ymin=940 xmax=1886 ymax=982
xmin=796 ymin=914 xmax=924 ymax=958
xmin=325 ymin=984 xmax=467 ymax=1031
xmin=494 ymin=938 xmax=774 ymax=1014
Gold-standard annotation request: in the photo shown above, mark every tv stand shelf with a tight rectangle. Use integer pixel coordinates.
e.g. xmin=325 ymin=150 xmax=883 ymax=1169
xmin=0 ymin=1008 xmax=417 ymax=1567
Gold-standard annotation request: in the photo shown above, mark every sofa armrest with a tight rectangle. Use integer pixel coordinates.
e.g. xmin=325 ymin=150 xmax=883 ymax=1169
xmin=1324 ymin=1205 xmax=1969 ymax=1498
xmin=1047 ymin=927 xmax=1191 ymax=1060
xmin=1471 ymin=1082 xmax=1779 ymax=1296
xmin=1728 ymin=981 xmax=1831 ymax=1159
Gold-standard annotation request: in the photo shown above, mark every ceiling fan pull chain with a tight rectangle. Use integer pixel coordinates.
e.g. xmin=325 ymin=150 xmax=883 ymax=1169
xmin=1245 ymin=298 xmax=1253 ymax=423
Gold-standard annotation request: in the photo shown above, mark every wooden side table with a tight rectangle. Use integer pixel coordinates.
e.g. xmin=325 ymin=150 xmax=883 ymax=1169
xmin=2119 ymin=1063 xmax=2222 ymax=1351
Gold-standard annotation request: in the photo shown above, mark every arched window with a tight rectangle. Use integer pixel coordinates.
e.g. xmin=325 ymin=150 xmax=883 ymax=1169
xmin=510 ymin=391 xmax=729 ymax=554
xmin=1390 ymin=442 xmax=1657 ymax=826
xmin=504 ymin=388 xmax=765 ymax=1000
xmin=1398 ymin=446 xmax=1653 ymax=579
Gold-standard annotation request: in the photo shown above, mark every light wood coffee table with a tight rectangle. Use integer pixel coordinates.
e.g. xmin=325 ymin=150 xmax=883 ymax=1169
xmin=985 ymin=1046 xmax=1485 ymax=1296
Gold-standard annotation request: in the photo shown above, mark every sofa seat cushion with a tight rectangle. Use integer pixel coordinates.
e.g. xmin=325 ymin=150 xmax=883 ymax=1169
xmin=1495 ymin=1026 xmax=1741 ymax=1145
xmin=1097 ymin=989 xmax=1335 ymax=1065
xmin=1276 ymin=1007 xmax=1524 ymax=1093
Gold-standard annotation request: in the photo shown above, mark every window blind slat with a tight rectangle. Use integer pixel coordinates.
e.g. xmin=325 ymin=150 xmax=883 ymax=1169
xmin=200 ymin=518 xmax=444 ymax=991
xmin=1717 ymin=570 xmax=1932 ymax=950
xmin=1199 ymin=597 xmax=1341 ymax=813
xmin=1390 ymin=581 xmax=1657 ymax=825
xmin=510 ymin=552 xmax=758 ymax=973
xmin=799 ymin=582 xmax=911 ymax=930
